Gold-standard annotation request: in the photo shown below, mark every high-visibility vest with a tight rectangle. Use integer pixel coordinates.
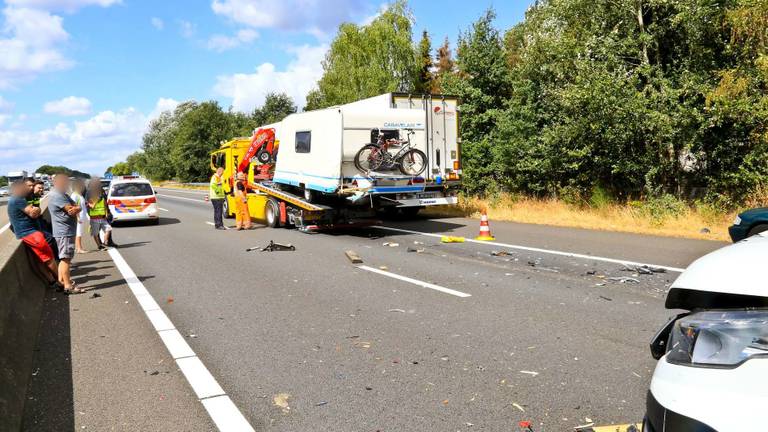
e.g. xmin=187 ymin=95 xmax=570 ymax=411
xmin=27 ymin=196 xmax=41 ymax=207
xmin=209 ymin=174 xmax=225 ymax=199
xmin=88 ymin=197 xmax=107 ymax=218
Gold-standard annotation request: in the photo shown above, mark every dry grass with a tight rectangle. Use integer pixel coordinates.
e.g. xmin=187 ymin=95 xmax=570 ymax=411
xmin=424 ymin=194 xmax=740 ymax=242
xmin=154 ymin=181 xmax=207 ymax=191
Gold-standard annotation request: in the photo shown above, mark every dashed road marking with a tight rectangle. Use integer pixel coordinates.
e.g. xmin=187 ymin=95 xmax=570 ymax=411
xmin=108 ymin=248 xmax=255 ymax=432
xmin=357 ymin=265 xmax=471 ymax=298
xmin=0 ymin=223 xmax=9 ymax=235
xmin=376 ymin=226 xmax=686 ymax=273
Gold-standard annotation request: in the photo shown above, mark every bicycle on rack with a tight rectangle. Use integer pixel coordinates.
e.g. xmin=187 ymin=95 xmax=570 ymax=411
xmin=353 ymin=129 xmax=427 ymax=176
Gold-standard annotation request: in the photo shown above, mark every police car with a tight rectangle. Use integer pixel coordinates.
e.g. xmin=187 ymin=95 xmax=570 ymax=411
xmin=107 ymin=176 xmax=160 ymax=224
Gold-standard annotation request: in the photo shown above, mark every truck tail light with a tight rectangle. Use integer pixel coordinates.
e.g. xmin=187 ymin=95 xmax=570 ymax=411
xmin=108 ymin=199 xmax=120 ymax=205
xmin=453 ymin=160 xmax=460 ymax=170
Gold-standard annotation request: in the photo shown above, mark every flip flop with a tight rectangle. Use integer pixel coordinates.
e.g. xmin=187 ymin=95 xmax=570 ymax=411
xmin=64 ymin=283 xmax=86 ymax=295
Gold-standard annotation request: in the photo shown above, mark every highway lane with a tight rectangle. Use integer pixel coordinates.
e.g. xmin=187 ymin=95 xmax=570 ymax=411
xmin=107 ymin=188 xmax=723 ymax=431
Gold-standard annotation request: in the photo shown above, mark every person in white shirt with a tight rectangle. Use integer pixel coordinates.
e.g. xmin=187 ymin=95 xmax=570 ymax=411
xmin=70 ymin=178 xmax=89 ymax=254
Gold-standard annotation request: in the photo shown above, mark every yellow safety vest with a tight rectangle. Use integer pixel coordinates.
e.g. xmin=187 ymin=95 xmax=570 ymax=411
xmin=209 ymin=174 xmax=225 ymax=199
xmin=88 ymin=197 xmax=107 ymax=218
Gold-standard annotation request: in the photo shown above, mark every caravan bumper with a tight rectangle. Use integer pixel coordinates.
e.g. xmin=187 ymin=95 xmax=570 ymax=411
xmin=397 ymin=196 xmax=458 ymax=207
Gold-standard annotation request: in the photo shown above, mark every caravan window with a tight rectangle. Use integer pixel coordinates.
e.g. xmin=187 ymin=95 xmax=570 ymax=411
xmin=371 ymin=129 xmax=399 ymax=143
xmin=296 ymin=131 xmax=311 ymax=153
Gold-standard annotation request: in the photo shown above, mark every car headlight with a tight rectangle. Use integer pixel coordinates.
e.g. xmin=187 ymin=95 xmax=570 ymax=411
xmin=733 ymin=215 xmax=742 ymax=225
xmin=667 ymin=310 xmax=768 ymax=367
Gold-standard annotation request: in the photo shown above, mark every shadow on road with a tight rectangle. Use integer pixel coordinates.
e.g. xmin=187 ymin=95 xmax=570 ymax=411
xmin=21 ymin=291 xmax=74 ymax=432
xmin=112 ymin=217 xmax=180 ymax=228
xmin=86 ymin=275 xmax=155 ymax=292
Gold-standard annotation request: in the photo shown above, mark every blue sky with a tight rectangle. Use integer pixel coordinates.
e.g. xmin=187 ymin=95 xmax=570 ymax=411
xmin=0 ymin=0 xmax=531 ymax=175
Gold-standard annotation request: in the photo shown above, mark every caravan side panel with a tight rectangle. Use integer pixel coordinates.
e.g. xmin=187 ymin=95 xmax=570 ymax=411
xmin=273 ymin=109 xmax=343 ymax=193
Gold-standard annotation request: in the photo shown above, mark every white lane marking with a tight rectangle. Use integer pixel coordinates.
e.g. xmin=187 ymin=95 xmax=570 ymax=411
xmin=158 ymin=329 xmax=196 ymax=359
xmin=206 ymin=221 xmax=230 ymax=230
xmin=158 ymin=207 xmax=169 ymax=212
xmin=176 ymin=356 xmax=226 ymax=399
xmin=157 ymin=193 xmax=206 ymax=203
xmin=156 ymin=188 xmax=208 ymax=195
xmin=376 ymin=226 xmax=686 ymax=273
xmin=107 ymin=248 xmax=255 ymax=432
xmin=357 ymin=265 xmax=471 ymax=298
xmin=0 ymin=223 xmax=9 ymax=235
xmin=202 ymin=396 xmax=258 ymax=432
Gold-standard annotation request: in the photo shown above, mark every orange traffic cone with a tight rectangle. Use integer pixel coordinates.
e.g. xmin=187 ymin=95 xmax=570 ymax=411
xmin=475 ymin=210 xmax=495 ymax=241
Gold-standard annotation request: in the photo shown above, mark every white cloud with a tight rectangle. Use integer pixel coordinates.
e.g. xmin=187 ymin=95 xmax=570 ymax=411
xmin=0 ymin=7 xmax=73 ymax=88
xmin=0 ymin=98 xmax=176 ymax=175
xmin=149 ymin=97 xmax=179 ymax=118
xmin=0 ymin=95 xmax=14 ymax=113
xmin=5 ymin=0 xmax=120 ymax=13
xmin=210 ymin=0 xmax=366 ymax=34
xmin=214 ymin=44 xmax=327 ymax=112
xmin=179 ymin=20 xmax=195 ymax=38
xmin=44 ymin=96 xmax=92 ymax=116
xmin=207 ymin=28 xmax=258 ymax=52
xmin=151 ymin=16 xmax=164 ymax=30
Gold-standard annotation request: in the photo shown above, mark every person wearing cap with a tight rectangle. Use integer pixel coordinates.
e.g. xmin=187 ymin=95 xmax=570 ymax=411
xmin=234 ymin=172 xmax=251 ymax=230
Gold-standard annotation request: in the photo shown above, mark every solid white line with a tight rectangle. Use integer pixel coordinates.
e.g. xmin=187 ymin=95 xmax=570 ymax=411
xmin=176 ymin=356 xmax=226 ymax=399
xmin=202 ymin=395 xmax=258 ymax=432
xmin=156 ymin=188 xmax=208 ymax=195
xmin=158 ymin=329 xmax=196 ymax=359
xmin=158 ymin=207 xmax=169 ymax=212
xmin=357 ymin=265 xmax=471 ymax=298
xmin=376 ymin=226 xmax=686 ymax=273
xmin=0 ymin=223 xmax=9 ymax=235
xmin=107 ymin=248 xmax=254 ymax=432
xmin=206 ymin=221 xmax=230 ymax=230
xmin=157 ymin=193 xmax=206 ymax=203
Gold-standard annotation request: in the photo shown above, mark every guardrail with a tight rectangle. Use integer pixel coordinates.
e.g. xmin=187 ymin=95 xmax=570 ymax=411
xmin=0 ymin=204 xmax=51 ymax=432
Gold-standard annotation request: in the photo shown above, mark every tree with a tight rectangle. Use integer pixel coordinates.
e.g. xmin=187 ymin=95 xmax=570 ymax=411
xmin=433 ymin=37 xmax=455 ymax=92
xmin=252 ymin=93 xmax=297 ymax=125
xmin=307 ymin=0 xmax=418 ymax=108
xmin=170 ymin=101 xmax=233 ymax=182
xmin=414 ymin=30 xmax=434 ymax=93
xmin=110 ymin=162 xmax=132 ymax=176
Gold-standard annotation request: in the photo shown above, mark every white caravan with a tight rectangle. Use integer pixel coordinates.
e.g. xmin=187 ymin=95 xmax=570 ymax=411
xmin=268 ymin=93 xmax=461 ymax=209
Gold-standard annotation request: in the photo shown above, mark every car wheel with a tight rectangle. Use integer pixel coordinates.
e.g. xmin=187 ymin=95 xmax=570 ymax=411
xmin=747 ymin=223 xmax=768 ymax=237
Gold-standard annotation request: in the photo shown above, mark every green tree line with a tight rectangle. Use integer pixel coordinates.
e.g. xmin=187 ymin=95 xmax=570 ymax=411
xmin=118 ymin=0 xmax=767 ymax=207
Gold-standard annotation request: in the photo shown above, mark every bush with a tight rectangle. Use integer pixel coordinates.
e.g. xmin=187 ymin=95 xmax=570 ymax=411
xmin=642 ymin=194 xmax=688 ymax=225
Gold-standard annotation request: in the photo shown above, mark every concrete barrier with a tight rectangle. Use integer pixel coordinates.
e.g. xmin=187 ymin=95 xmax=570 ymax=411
xmin=0 ymin=209 xmax=50 ymax=432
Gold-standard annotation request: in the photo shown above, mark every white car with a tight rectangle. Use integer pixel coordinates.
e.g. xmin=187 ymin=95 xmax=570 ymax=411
xmin=644 ymin=232 xmax=768 ymax=432
xmin=0 ymin=186 xmax=9 ymax=197
xmin=107 ymin=176 xmax=160 ymax=224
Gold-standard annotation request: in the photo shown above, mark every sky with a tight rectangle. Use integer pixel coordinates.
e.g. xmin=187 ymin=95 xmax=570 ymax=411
xmin=0 ymin=0 xmax=532 ymax=176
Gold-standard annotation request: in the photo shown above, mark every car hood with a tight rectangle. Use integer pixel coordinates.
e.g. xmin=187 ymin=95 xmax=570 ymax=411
xmin=667 ymin=232 xmax=768 ymax=310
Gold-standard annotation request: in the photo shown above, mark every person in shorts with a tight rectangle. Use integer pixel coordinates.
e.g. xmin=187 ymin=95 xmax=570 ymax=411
xmin=6 ymin=180 xmax=60 ymax=288
xmin=48 ymin=174 xmax=84 ymax=294
xmin=86 ymin=179 xmax=112 ymax=250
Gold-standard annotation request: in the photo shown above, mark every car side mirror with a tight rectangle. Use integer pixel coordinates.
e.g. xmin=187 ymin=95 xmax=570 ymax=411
xmin=649 ymin=313 xmax=688 ymax=360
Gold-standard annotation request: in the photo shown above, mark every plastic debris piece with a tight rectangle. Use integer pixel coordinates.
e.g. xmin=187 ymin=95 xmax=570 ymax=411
xmin=383 ymin=242 xmax=399 ymax=247
xmin=512 ymin=402 xmax=525 ymax=412
xmin=379 ymin=265 xmax=388 ymax=270
xmin=166 ymin=296 xmax=174 ymax=304
xmin=607 ymin=276 xmax=640 ymax=284
xmin=407 ymin=247 xmax=424 ymax=253
xmin=388 ymin=308 xmax=406 ymax=313
xmin=315 ymin=401 xmax=329 ymax=407
xmin=440 ymin=236 xmax=465 ymax=243
xmin=273 ymin=393 xmax=291 ymax=413
xmin=491 ymin=250 xmax=511 ymax=257
xmin=519 ymin=370 xmax=539 ymax=376
xmin=89 ymin=293 xmax=101 ymax=299
xmin=345 ymin=250 xmax=363 ymax=264
xmin=598 ymin=295 xmax=613 ymax=301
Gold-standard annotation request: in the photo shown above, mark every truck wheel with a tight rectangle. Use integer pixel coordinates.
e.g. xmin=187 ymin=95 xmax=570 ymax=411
xmin=265 ymin=197 xmax=281 ymax=228
xmin=223 ymin=198 xmax=234 ymax=219
xmin=748 ymin=224 xmax=768 ymax=238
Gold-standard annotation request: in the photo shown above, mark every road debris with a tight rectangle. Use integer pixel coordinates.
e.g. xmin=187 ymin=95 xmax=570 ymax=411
xmin=512 ymin=402 xmax=526 ymax=412
xmin=345 ymin=250 xmax=363 ymax=264
xmin=519 ymin=420 xmax=534 ymax=431
xmin=621 ymin=264 xmax=666 ymax=274
xmin=598 ymin=295 xmax=613 ymax=301
xmin=353 ymin=341 xmax=371 ymax=349
xmin=388 ymin=308 xmax=406 ymax=313
xmin=250 ymin=241 xmax=295 ymax=252
xmin=315 ymin=401 xmax=329 ymax=407
xmin=574 ymin=422 xmax=595 ymax=430
xmin=89 ymin=293 xmax=101 ymax=299
xmin=607 ymin=276 xmax=640 ymax=284
xmin=166 ymin=296 xmax=174 ymax=304
xmin=382 ymin=242 xmax=399 ymax=247
xmin=379 ymin=265 xmax=388 ymax=270
xmin=440 ymin=236 xmax=465 ymax=243
xmin=273 ymin=393 xmax=291 ymax=413
xmin=519 ymin=370 xmax=539 ymax=376
xmin=407 ymin=247 xmax=425 ymax=253
xmin=491 ymin=250 xmax=513 ymax=257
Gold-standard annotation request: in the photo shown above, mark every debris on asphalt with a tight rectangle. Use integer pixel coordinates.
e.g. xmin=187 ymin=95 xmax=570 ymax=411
xmin=512 ymin=402 xmax=526 ymax=412
xmin=413 ymin=241 xmax=424 ymax=245
xmin=574 ymin=422 xmax=595 ymax=430
xmin=188 ymin=334 xmax=198 ymax=338
xmin=585 ymin=270 xmax=596 ymax=275
xmin=607 ymin=276 xmax=640 ymax=284
xmin=273 ymin=393 xmax=291 ymax=413
xmin=527 ymin=261 xmax=537 ymax=267
xmin=519 ymin=420 xmax=534 ymax=431
xmin=366 ymin=386 xmax=374 ymax=391
xmin=621 ymin=264 xmax=666 ymax=274
xmin=491 ymin=250 xmax=513 ymax=257
xmin=598 ymin=295 xmax=613 ymax=301
xmin=388 ymin=308 xmax=406 ymax=313
xmin=379 ymin=265 xmax=388 ymax=270
xmin=407 ymin=247 xmax=425 ymax=253
xmin=519 ymin=370 xmax=539 ymax=376
xmin=89 ymin=293 xmax=101 ymax=299
xmin=166 ymin=296 xmax=174 ymax=304
xmin=253 ymin=241 xmax=296 ymax=252
xmin=441 ymin=399 xmax=449 ymax=405
xmin=345 ymin=250 xmax=363 ymax=264
xmin=595 ymin=283 xmax=606 ymax=287
xmin=353 ymin=341 xmax=371 ymax=349
xmin=315 ymin=401 xmax=329 ymax=407
xmin=440 ymin=236 xmax=465 ymax=243
xmin=149 ymin=370 xmax=159 ymax=376
xmin=382 ymin=242 xmax=399 ymax=247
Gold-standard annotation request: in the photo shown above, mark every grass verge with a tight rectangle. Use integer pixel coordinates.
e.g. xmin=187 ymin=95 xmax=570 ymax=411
xmin=423 ymin=194 xmax=744 ymax=242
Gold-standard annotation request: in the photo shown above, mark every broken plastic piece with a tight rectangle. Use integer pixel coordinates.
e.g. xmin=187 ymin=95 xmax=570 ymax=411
xmin=345 ymin=250 xmax=363 ymax=264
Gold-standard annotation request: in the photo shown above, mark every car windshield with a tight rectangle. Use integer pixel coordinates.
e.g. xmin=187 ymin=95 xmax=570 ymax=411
xmin=110 ymin=182 xmax=153 ymax=197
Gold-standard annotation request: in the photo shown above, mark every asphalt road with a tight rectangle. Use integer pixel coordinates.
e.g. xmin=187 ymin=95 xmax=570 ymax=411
xmin=80 ymin=188 xmax=724 ymax=431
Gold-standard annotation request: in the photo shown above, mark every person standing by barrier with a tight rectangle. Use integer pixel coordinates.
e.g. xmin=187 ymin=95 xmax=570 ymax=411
xmin=6 ymin=181 xmax=60 ymax=289
xmin=49 ymin=174 xmax=84 ymax=294
xmin=210 ymin=167 xmax=226 ymax=230
xmin=234 ymin=172 xmax=251 ymax=230
xmin=70 ymin=178 xmax=89 ymax=254
xmin=86 ymin=179 xmax=112 ymax=250
xmin=24 ymin=177 xmax=59 ymax=261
